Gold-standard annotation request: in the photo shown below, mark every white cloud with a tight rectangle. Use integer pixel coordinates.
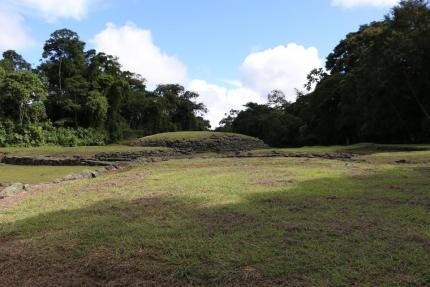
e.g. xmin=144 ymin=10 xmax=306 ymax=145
xmin=189 ymin=80 xmax=264 ymax=128
xmin=332 ymin=0 xmax=399 ymax=8
xmin=0 ymin=10 xmax=34 ymax=51
xmin=92 ymin=23 xmax=188 ymax=87
xmin=0 ymin=0 xmax=93 ymax=52
xmin=92 ymin=23 xmax=322 ymax=128
xmin=240 ymin=44 xmax=322 ymax=102
xmin=193 ymin=43 xmax=322 ymax=127
xmin=14 ymin=0 xmax=95 ymax=21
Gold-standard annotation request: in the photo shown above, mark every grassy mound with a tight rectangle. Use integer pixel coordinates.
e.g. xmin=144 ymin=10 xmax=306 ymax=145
xmin=131 ymin=131 xmax=267 ymax=152
xmin=138 ymin=131 xmax=256 ymax=141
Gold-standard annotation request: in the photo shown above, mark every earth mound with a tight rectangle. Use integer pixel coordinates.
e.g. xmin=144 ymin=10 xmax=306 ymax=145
xmin=130 ymin=132 xmax=268 ymax=152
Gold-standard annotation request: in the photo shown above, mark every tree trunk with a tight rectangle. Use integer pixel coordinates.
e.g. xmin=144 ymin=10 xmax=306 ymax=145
xmin=58 ymin=58 xmax=63 ymax=95
xmin=74 ymin=94 xmax=78 ymax=127
xmin=19 ymin=103 xmax=24 ymax=126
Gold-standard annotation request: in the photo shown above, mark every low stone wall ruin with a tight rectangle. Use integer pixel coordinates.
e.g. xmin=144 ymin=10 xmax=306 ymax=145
xmin=0 ymin=149 xmax=183 ymax=167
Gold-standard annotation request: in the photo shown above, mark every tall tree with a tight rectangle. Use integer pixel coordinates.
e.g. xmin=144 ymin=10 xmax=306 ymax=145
xmin=219 ymin=0 xmax=430 ymax=147
xmin=0 ymin=50 xmax=32 ymax=72
xmin=154 ymin=84 xmax=208 ymax=131
xmin=298 ymin=0 xmax=430 ymax=144
xmin=0 ymin=71 xmax=47 ymax=125
xmin=40 ymin=29 xmax=88 ymax=126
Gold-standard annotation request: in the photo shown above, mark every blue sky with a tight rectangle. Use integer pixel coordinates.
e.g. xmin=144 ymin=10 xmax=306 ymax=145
xmin=0 ymin=0 xmax=399 ymax=126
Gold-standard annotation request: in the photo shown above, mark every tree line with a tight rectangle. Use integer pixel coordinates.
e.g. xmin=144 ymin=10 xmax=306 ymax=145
xmin=218 ymin=0 xmax=430 ymax=147
xmin=0 ymin=30 xmax=209 ymax=146
xmin=1 ymin=0 xmax=428 ymax=147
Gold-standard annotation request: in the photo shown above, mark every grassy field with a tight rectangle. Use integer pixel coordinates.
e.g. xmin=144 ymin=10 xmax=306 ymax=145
xmin=0 ymin=145 xmax=169 ymax=157
xmin=3 ymin=142 xmax=427 ymax=158
xmin=253 ymin=143 xmax=430 ymax=155
xmin=0 ymin=149 xmax=429 ymax=286
xmin=0 ymin=165 xmax=98 ymax=184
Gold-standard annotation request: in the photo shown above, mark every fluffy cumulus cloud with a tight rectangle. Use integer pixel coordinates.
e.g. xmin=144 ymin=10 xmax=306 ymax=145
xmin=332 ymin=0 xmax=399 ymax=8
xmin=92 ymin=23 xmax=188 ymax=87
xmin=14 ymin=0 xmax=95 ymax=21
xmin=190 ymin=44 xmax=322 ymax=126
xmin=240 ymin=44 xmax=322 ymax=101
xmin=0 ymin=10 xmax=34 ymax=51
xmin=0 ymin=0 xmax=94 ymax=51
xmin=92 ymin=23 xmax=322 ymax=127
xmin=189 ymin=80 xmax=264 ymax=128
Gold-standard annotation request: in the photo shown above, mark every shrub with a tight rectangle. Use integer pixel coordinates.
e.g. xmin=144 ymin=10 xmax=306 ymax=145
xmin=50 ymin=128 xmax=79 ymax=147
xmin=74 ymin=128 xmax=108 ymax=146
xmin=0 ymin=123 xmax=6 ymax=146
xmin=0 ymin=120 xmax=108 ymax=147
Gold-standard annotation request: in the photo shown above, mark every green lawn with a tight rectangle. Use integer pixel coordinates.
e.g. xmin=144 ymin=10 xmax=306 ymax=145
xmin=0 ymin=149 xmax=429 ymax=286
xmin=0 ymin=165 xmax=98 ymax=184
xmin=0 ymin=145 xmax=169 ymax=157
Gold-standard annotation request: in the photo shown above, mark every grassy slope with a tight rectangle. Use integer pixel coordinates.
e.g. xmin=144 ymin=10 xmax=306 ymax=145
xmin=0 ymin=165 xmax=98 ymax=184
xmin=140 ymin=131 xmax=256 ymax=141
xmin=0 ymin=150 xmax=429 ymax=285
xmin=0 ymin=145 xmax=169 ymax=157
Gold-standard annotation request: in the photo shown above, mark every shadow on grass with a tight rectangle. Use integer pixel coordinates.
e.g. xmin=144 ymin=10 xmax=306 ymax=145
xmin=0 ymin=167 xmax=429 ymax=287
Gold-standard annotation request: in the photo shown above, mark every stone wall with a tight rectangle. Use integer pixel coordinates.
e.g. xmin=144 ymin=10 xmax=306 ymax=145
xmin=0 ymin=165 xmax=119 ymax=199
xmin=0 ymin=149 xmax=182 ymax=167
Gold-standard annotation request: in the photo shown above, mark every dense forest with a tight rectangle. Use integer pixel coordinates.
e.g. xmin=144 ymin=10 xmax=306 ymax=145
xmin=218 ymin=0 xmax=430 ymax=146
xmin=0 ymin=0 xmax=428 ymax=147
xmin=0 ymin=30 xmax=210 ymax=146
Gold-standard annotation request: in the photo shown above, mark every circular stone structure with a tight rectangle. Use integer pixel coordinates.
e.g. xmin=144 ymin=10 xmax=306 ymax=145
xmin=130 ymin=132 xmax=267 ymax=153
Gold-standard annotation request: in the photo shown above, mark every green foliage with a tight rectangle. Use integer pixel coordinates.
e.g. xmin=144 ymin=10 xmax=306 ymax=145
xmin=84 ymin=91 xmax=108 ymax=127
xmin=0 ymin=66 xmax=5 ymax=80
xmin=0 ymin=29 xmax=209 ymax=147
xmin=0 ymin=120 xmax=107 ymax=147
xmin=301 ymin=0 xmax=430 ymax=144
xmin=219 ymin=0 xmax=430 ymax=146
xmin=2 ymin=0 xmax=426 ymax=148
xmin=227 ymin=102 xmax=303 ymax=147
xmin=0 ymin=121 xmax=45 ymax=147
xmin=0 ymin=71 xmax=47 ymax=126
xmin=0 ymin=123 xmax=6 ymax=146
xmin=0 ymin=50 xmax=31 ymax=72
xmin=44 ymin=126 xmax=108 ymax=147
